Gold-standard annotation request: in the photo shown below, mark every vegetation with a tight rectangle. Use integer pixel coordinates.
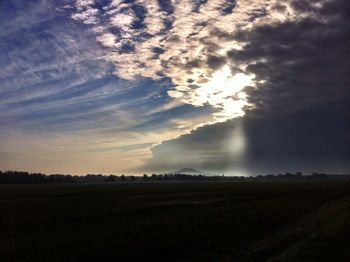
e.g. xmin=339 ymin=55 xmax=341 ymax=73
xmin=1 ymin=170 xmax=350 ymax=184
xmin=1 ymin=182 xmax=350 ymax=261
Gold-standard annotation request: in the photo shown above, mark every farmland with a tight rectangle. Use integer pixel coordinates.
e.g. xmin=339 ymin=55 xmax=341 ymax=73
xmin=1 ymin=181 xmax=350 ymax=261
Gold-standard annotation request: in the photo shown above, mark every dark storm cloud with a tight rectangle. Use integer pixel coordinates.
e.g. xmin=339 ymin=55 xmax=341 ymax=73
xmin=143 ymin=0 xmax=350 ymax=174
xmin=229 ymin=0 xmax=350 ymax=116
xmin=144 ymin=105 xmax=350 ymax=174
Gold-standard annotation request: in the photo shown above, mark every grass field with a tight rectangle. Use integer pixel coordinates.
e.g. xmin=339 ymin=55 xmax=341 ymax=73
xmin=1 ymin=181 xmax=350 ymax=261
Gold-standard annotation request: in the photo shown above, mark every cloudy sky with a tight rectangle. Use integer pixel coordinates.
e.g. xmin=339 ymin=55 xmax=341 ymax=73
xmin=1 ymin=0 xmax=349 ymax=175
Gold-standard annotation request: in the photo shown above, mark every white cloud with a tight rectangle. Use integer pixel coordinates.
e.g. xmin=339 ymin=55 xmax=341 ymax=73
xmin=71 ymin=0 xmax=99 ymax=24
xmin=109 ymin=12 xmax=134 ymax=29
xmin=96 ymin=32 xmax=117 ymax=47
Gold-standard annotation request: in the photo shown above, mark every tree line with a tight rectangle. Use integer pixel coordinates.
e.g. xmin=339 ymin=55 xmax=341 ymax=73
xmin=1 ymin=170 xmax=350 ymax=184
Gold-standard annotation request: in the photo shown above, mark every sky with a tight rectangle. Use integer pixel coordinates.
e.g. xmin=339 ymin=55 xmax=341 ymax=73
xmin=0 ymin=0 xmax=349 ymax=175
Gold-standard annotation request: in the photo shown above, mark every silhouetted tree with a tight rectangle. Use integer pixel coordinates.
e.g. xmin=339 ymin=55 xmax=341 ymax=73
xmin=151 ymin=174 xmax=157 ymax=181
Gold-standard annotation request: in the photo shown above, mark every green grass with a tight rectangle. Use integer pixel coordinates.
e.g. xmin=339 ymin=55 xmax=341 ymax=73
xmin=1 ymin=182 xmax=350 ymax=261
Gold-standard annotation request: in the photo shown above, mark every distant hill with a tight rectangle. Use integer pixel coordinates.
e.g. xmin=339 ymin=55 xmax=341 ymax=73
xmin=169 ymin=168 xmax=206 ymax=175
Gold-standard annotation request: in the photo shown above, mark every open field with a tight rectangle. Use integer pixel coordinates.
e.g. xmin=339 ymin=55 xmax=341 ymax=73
xmin=1 ymin=181 xmax=350 ymax=261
